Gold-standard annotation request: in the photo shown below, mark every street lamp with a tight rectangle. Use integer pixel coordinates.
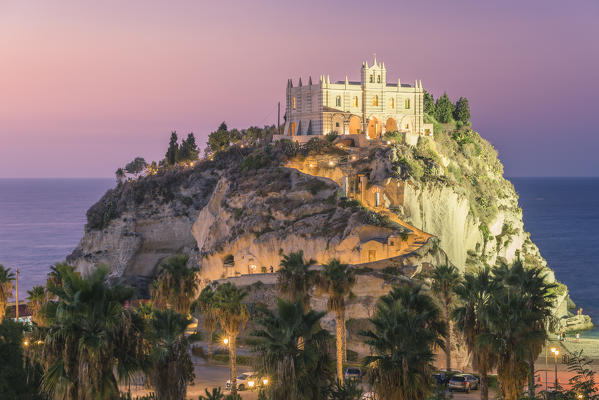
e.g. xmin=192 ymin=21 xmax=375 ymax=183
xmin=551 ymin=347 xmax=560 ymax=389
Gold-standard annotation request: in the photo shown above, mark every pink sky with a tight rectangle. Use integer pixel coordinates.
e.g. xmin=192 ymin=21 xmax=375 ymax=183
xmin=1 ymin=0 xmax=598 ymax=177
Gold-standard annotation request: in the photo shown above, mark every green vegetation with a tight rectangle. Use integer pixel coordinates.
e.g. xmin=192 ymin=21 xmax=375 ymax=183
xmin=0 ymin=265 xmax=15 ymax=320
xmin=251 ymin=299 xmax=333 ymax=400
xmin=193 ymin=285 xmax=219 ymax=361
xmin=453 ymin=261 xmax=557 ymax=400
xmin=361 ymin=285 xmax=446 ymax=400
xmin=151 ymin=254 xmax=199 ymax=315
xmin=318 ymin=259 xmax=357 ymax=383
xmin=435 ymin=92 xmax=455 ymax=123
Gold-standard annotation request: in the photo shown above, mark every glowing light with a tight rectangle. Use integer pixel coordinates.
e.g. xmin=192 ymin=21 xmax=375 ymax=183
xmin=328 ymin=160 xmax=335 ymax=167
xmin=263 ymin=378 xmax=269 ymax=386
xmin=551 ymin=347 xmax=557 ymax=353
xmin=23 ymin=340 xmax=29 ymax=347
xmin=248 ymin=380 xmax=255 ymax=388
xmin=386 ymin=140 xmax=391 ymax=145
xmin=223 ymin=338 xmax=229 ymax=345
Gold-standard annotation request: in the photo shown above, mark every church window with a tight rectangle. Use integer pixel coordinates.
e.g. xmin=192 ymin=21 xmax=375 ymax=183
xmin=336 ymin=96 xmax=341 ymax=107
xmin=405 ymin=99 xmax=410 ymax=109
xmin=353 ymin=96 xmax=358 ymax=107
xmin=292 ymin=97 xmax=296 ymax=109
xmin=372 ymin=95 xmax=378 ymax=106
xmin=389 ymin=98 xmax=394 ymax=108
xmin=369 ymin=75 xmax=373 ymax=83
xmin=375 ymin=192 xmax=381 ymax=207
xmin=390 ymin=240 xmax=395 ymax=246
xmin=377 ymin=75 xmax=381 ymax=83
xmin=335 ymin=122 xmax=340 ymax=127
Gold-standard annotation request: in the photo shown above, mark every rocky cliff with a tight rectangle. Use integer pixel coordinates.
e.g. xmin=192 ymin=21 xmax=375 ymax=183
xmin=68 ymin=128 xmax=582 ymax=333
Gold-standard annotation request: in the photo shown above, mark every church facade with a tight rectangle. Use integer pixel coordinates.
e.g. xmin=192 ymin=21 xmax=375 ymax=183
xmin=283 ymin=58 xmax=433 ymax=140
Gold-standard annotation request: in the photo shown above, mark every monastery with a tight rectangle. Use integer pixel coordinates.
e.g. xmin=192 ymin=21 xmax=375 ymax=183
xmin=282 ymin=58 xmax=433 ymax=141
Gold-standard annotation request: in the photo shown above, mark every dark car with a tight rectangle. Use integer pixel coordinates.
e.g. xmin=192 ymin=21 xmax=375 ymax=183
xmin=448 ymin=374 xmax=479 ymax=393
xmin=344 ymin=367 xmax=362 ymax=383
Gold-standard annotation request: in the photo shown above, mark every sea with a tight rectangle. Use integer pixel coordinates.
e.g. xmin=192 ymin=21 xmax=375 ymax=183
xmin=0 ymin=177 xmax=598 ymax=334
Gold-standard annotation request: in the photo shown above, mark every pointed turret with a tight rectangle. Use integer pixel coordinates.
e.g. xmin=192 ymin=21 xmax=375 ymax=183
xmin=327 ymin=75 xmax=330 ymax=84
xmin=309 ymin=76 xmax=312 ymax=85
xmin=397 ymin=78 xmax=401 ymax=87
xmin=289 ymin=79 xmax=293 ymax=88
xmin=345 ymin=75 xmax=349 ymax=85
xmin=299 ymin=77 xmax=302 ymax=87
xmin=419 ymin=80 xmax=423 ymax=89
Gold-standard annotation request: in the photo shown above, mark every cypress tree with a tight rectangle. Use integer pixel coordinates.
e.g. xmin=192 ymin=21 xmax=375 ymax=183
xmin=435 ymin=93 xmax=454 ymax=123
xmin=454 ymin=97 xmax=471 ymax=124
xmin=165 ymin=131 xmax=179 ymax=166
xmin=179 ymin=133 xmax=199 ymax=162
xmin=423 ymin=90 xmax=436 ymax=115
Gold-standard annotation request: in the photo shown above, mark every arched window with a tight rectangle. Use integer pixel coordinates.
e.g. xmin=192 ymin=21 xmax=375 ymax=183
xmin=336 ymin=96 xmax=341 ymax=107
xmin=377 ymin=75 xmax=381 ymax=83
xmin=405 ymin=99 xmax=410 ymax=109
xmin=353 ymin=96 xmax=359 ymax=107
xmin=292 ymin=97 xmax=296 ymax=109
xmin=369 ymin=75 xmax=374 ymax=83
xmin=389 ymin=98 xmax=394 ymax=108
xmin=372 ymin=95 xmax=379 ymax=106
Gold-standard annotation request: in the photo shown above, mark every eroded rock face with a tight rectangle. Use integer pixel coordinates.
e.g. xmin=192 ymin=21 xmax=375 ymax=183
xmin=69 ymin=134 xmax=577 ymax=326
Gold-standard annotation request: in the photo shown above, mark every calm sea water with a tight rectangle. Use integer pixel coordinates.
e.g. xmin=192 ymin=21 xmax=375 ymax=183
xmin=0 ymin=177 xmax=598 ymax=331
xmin=0 ymin=178 xmax=114 ymax=295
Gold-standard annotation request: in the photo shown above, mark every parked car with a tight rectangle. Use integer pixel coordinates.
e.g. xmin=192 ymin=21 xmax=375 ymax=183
xmin=226 ymin=372 xmax=267 ymax=391
xmin=360 ymin=392 xmax=376 ymax=400
xmin=344 ymin=367 xmax=362 ymax=382
xmin=448 ymin=374 xmax=479 ymax=393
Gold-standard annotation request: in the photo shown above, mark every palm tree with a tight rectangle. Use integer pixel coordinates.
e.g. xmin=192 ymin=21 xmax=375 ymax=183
xmin=361 ymin=285 xmax=446 ymax=400
xmin=27 ymin=285 xmax=47 ymax=325
xmin=198 ymin=387 xmax=226 ymax=400
xmin=453 ymin=266 xmax=498 ymax=400
xmin=251 ymin=298 xmax=334 ymax=400
xmin=193 ymin=285 xmax=219 ymax=361
xmin=151 ymin=254 xmax=199 ymax=315
xmin=40 ymin=264 xmax=142 ymax=400
xmin=276 ymin=251 xmax=318 ymax=311
xmin=494 ymin=260 xmax=557 ymax=398
xmin=145 ymin=308 xmax=194 ymax=400
xmin=428 ymin=264 xmax=461 ymax=372
xmin=213 ymin=282 xmax=250 ymax=396
xmin=319 ymin=259 xmax=356 ymax=383
xmin=478 ymin=289 xmax=541 ymax=400
xmin=0 ymin=265 xmax=15 ymax=320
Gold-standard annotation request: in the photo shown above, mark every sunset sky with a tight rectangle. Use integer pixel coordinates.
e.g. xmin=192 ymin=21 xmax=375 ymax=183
xmin=1 ymin=0 xmax=597 ymax=178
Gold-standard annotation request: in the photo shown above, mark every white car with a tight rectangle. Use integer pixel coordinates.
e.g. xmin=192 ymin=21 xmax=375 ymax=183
xmin=225 ymin=372 xmax=264 ymax=391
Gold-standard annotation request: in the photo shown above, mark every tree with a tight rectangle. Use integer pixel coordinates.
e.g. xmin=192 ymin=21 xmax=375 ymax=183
xmin=178 ymin=133 xmax=200 ymax=163
xmin=329 ymin=379 xmax=363 ymax=400
xmin=276 ymin=251 xmax=318 ymax=311
xmin=40 ymin=264 xmax=143 ymax=400
xmin=125 ymin=157 xmax=147 ymax=176
xmin=27 ymin=286 xmax=46 ymax=325
xmin=115 ymin=168 xmax=126 ymax=184
xmin=435 ymin=93 xmax=454 ymax=123
xmin=145 ymin=308 xmax=194 ymax=400
xmin=151 ymin=254 xmax=199 ymax=315
xmin=165 ymin=131 xmax=179 ymax=166
xmin=493 ymin=260 xmax=556 ymax=399
xmin=452 ymin=267 xmax=499 ymax=400
xmin=423 ymin=90 xmax=435 ymax=115
xmin=319 ymin=259 xmax=356 ymax=383
xmin=206 ymin=122 xmax=242 ymax=156
xmin=193 ymin=285 xmax=219 ymax=361
xmin=453 ymin=97 xmax=471 ymax=124
xmin=361 ymin=285 xmax=446 ymax=400
xmin=213 ymin=282 xmax=249 ymax=396
xmin=427 ymin=264 xmax=461 ymax=372
xmin=0 ymin=318 xmax=43 ymax=399
xmin=251 ymin=299 xmax=333 ymax=400
xmin=0 ymin=265 xmax=15 ymax=320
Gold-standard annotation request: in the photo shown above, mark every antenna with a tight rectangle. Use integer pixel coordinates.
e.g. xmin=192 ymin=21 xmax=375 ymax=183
xmin=15 ymin=268 xmax=19 ymax=321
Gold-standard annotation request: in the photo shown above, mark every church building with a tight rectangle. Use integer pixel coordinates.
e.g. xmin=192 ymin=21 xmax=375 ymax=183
xmin=283 ymin=58 xmax=433 ymax=140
